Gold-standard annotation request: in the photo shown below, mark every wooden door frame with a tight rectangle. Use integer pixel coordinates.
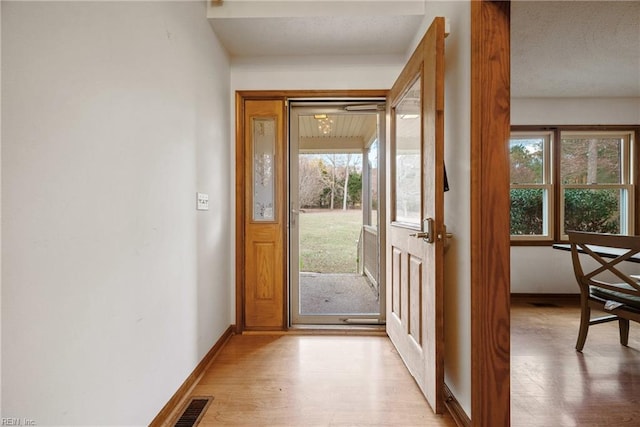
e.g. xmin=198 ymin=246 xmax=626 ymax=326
xmin=235 ymin=90 xmax=388 ymax=333
xmin=470 ymin=2 xmax=511 ymax=426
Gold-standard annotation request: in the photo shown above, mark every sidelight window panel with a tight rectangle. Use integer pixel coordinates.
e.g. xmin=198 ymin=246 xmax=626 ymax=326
xmin=253 ymin=118 xmax=276 ymax=221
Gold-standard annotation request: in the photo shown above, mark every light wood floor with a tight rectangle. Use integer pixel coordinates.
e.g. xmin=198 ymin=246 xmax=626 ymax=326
xmin=187 ymin=334 xmax=455 ymax=426
xmin=182 ymin=300 xmax=640 ymax=426
xmin=511 ymin=298 xmax=640 ymax=426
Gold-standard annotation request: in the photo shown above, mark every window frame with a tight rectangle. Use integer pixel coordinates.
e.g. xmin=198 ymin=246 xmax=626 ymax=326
xmin=509 ymin=130 xmax=554 ymax=242
xmin=559 ymin=130 xmax=635 ymax=240
xmin=510 ymin=125 xmax=640 ymax=246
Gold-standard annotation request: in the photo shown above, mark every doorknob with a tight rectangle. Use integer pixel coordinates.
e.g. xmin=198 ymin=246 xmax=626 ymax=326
xmin=438 ymin=224 xmax=453 ymax=240
xmin=439 ymin=225 xmax=453 ymax=252
xmin=410 ymin=218 xmax=435 ymax=243
xmin=409 ymin=232 xmax=430 ymax=239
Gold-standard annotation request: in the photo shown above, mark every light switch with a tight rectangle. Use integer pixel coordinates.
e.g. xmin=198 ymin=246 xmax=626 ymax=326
xmin=196 ymin=192 xmax=209 ymax=211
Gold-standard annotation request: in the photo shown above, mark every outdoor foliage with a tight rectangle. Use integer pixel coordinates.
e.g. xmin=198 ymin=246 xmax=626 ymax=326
xmin=347 ymin=171 xmax=362 ymax=206
xmin=510 ymin=137 xmax=622 ymax=235
xmin=298 ymin=156 xmax=327 ymax=208
xmin=561 ymin=137 xmax=621 ymax=184
xmin=510 ymin=143 xmax=542 ymax=184
xmin=510 ymin=188 xmax=620 ymax=235
xmin=299 ymin=154 xmax=362 ymax=210
xmin=510 ymin=189 xmax=544 ymax=235
xmin=564 ymin=189 xmax=619 ymax=233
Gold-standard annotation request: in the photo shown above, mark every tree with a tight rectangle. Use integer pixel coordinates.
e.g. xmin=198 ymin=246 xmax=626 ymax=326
xmin=342 ymin=153 xmax=351 ymax=210
xmin=347 ymin=171 xmax=362 ymax=207
xmin=298 ymin=156 xmax=326 ymax=208
xmin=561 ymin=137 xmax=621 ymax=184
xmin=510 ymin=143 xmax=542 ymax=184
xmin=322 ymin=154 xmax=339 ymax=210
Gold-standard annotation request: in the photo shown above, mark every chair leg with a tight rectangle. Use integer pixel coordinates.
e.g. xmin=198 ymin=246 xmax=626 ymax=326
xmin=576 ymin=303 xmax=590 ymax=352
xmin=619 ymin=318 xmax=630 ymax=346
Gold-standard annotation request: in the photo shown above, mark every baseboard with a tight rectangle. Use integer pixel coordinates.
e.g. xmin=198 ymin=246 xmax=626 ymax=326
xmin=511 ymin=293 xmax=580 ymax=305
xmin=444 ymin=383 xmax=471 ymax=427
xmin=149 ymin=325 xmax=234 ymax=427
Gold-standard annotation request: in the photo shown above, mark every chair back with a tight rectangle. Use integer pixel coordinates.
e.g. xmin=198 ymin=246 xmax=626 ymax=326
xmin=567 ymin=231 xmax=640 ymax=298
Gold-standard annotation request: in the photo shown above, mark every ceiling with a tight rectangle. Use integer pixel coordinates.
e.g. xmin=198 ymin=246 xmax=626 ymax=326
xmin=209 ymin=15 xmax=424 ymax=57
xmin=511 ymin=1 xmax=640 ymax=98
xmin=208 ymin=1 xmax=425 ymax=57
xmin=208 ymin=1 xmax=640 ymax=98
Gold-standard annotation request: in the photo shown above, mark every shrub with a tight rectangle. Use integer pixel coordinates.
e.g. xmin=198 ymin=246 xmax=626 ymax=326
xmin=510 ymin=188 xmax=619 ymax=235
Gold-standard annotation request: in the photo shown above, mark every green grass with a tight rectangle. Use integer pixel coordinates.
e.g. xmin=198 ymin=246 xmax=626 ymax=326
xmin=299 ymin=209 xmax=362 ymax=273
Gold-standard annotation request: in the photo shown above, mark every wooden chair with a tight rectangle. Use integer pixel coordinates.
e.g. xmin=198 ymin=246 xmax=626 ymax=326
xmin=568 ymin=231 xmax=640 ymax=351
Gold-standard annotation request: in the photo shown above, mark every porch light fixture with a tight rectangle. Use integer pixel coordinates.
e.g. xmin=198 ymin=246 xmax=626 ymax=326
xmin=314 ymin=114 xmax=333 ymax=135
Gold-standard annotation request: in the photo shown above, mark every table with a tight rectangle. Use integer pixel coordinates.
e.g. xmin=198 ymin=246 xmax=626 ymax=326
xmin=553 ymin=243 xmax=640 ymax=264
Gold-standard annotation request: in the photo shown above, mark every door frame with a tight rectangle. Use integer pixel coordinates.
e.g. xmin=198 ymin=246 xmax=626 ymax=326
xmin=235 ymin=90 xmax=388 ymax=333
xmin=470 ymin=2 xmax=511 ymax=426
xmin=288 ymin=102 xmax=386 ymax=326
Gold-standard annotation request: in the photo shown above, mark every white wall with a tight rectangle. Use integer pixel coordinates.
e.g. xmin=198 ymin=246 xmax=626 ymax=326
xmin=1 ymin=2 xmax=232 ymax=425
xmin=0 ymin=0 xmax=3 ymax=412
xmin=232 ymin=54 xmax=403 ymax=91
xmin=409 ymin=2 xmax=473 ymax=418
xmin=511 ymin=97 xmax=640 ymax=294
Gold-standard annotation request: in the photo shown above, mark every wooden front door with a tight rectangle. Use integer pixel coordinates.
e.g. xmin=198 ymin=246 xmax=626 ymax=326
xmin=385 ymin=17 xmax=446 ymax=413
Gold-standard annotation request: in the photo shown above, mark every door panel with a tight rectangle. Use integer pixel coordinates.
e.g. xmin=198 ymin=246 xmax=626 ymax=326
xmin=244 ymin=99 xmax=286 ymax=330
xmin=408 ymin=254 xmax=422 ymax=344
xmin=392 ymin=247 xmax=402 ymax=316
xmin=386 ymin=17 xmax=445 ymax=413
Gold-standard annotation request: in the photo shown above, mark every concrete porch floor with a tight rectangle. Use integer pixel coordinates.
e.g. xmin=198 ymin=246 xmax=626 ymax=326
xmin=299 ymin=272 xmax=380 ymax=315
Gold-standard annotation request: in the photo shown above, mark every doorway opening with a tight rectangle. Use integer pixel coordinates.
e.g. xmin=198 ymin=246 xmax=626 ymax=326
xmin=289 ymin=101 xmax=386 ymax=326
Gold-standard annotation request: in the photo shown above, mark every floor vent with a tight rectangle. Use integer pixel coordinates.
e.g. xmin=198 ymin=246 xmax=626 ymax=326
xmin=174 ymin=397 xmax=213 ymax=427
xmin=529 ymin=302 xmax=560 ymax=308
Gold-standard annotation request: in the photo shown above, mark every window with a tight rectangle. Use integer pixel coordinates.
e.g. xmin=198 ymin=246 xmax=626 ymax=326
xmin=561 ymin=131 xmax=634 ymax=237
xmin=509 ymin=131 xmax=552 ymax=240
xmin=510 ymin=127 xmax=638 ymax=243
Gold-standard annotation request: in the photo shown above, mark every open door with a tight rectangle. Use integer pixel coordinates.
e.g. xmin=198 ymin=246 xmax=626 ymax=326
xmin=386 ymin=17 xmax=445 ymax=413
xmin=289 ymin=102 xmax=386 ymax=325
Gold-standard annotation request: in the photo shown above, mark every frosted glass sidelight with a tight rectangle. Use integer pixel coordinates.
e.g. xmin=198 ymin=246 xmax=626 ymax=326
xmin=253 ymin=118 xmax=276 ymax=221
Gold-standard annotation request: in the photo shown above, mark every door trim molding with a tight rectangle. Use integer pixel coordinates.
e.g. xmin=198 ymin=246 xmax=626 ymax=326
xmin=444 ymin=383 xmax=471 ymax=427
xmin=470 ymin=2 xmax=511 ymax=426
xmin=235 ymin=90 xmax=387 ymax=333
